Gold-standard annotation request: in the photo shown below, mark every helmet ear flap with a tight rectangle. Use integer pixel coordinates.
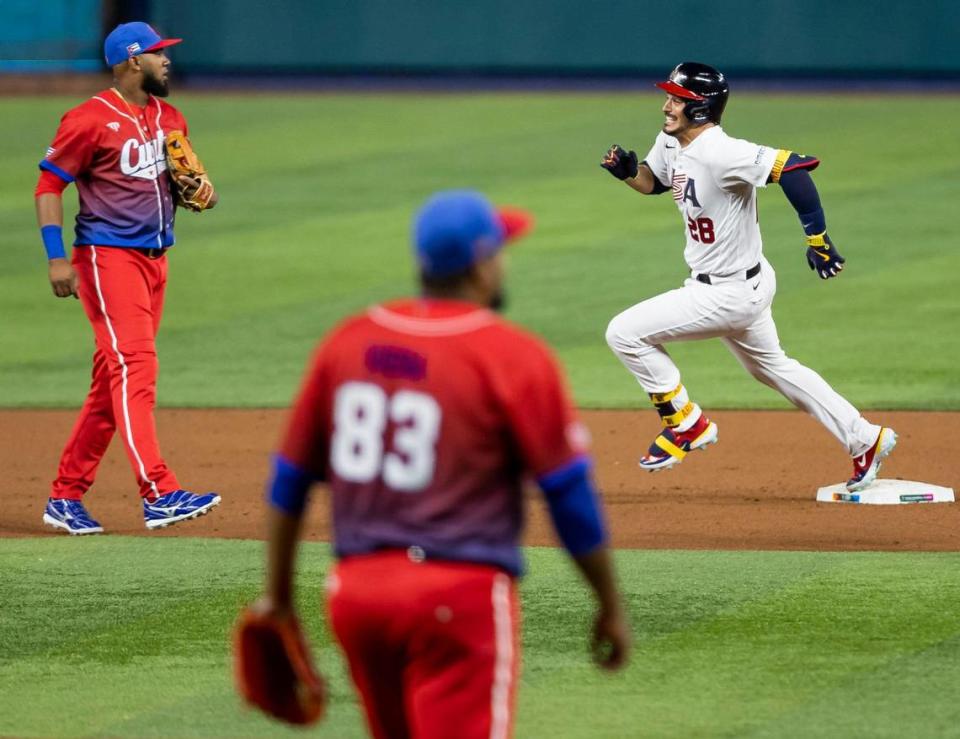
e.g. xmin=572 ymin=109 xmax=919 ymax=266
xmin=684 ymin=101 xmax=710 ymax=124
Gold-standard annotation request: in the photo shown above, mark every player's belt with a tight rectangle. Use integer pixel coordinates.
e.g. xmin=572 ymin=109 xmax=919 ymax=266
xmin=130 ymin=247 xmax=166 ymax=259
xmin=695 ymin=262 xmax=761 ymax=285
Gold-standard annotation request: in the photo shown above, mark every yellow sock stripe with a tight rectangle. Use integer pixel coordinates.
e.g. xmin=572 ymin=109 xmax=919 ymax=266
xmin=661 ymin=401 xmax=694 ymax=428
xmin=806 ymin=232 xmax=828 ymax=247
xmin=649 ymin=383 xmax=683 ymax=404
xmin=770 ymin=149 xmax=792 ymax=183
xmin=654 ymin=434 xmax=687 ymax=460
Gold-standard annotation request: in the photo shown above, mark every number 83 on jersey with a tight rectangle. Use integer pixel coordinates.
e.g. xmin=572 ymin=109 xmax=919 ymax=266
xmin=330 ymin=381 xmax=442 ymax=493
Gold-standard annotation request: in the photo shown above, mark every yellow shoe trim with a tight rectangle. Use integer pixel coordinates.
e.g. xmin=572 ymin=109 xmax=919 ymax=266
xmin=650 ymin=383 xmax=683 ymax=404
xmin=661 ymin=401 xmax=694 ymax=428
xmin=654 ymin=435 xmax=687 ymax=460
xmin=690 ymin=423 xmax=715 ymax=446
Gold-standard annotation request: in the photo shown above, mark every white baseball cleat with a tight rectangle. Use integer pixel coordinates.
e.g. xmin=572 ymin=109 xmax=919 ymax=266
xmin=846 ymin=428 xmax=897 ymax=492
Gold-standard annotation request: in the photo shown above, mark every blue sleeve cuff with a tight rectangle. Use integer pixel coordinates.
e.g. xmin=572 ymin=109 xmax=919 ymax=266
xmin=538 ymin=456 xmax=608 ymax=556
xmin=41 ymin=225 xmax=66 ymax=260
xmin=267 ymin=454 xmax=315 ymax=516
xmin=39 ymin=159 xmax=75 ymax=183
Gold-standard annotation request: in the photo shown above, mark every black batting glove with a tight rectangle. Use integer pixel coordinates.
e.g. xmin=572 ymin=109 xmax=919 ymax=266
xmin=805 ymin=232 xmax=845 ymax=279
xmin=601 ymin=145 xmax=639 ymax=181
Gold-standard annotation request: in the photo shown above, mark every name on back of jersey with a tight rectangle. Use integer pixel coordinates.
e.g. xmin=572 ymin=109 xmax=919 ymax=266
xmin=365 ymin=345 xmax=428 ymax=382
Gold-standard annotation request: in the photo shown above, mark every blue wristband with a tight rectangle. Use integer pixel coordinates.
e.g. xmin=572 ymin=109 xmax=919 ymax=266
xmin=41 ymin=225 xmax=66 ymax=260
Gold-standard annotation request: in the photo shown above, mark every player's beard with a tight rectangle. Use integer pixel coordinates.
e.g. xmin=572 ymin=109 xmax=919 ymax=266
xmin=489 ymin=289 xmax=506 ymax=312
xmin=141 ymin=69 xmax=170 ymax=98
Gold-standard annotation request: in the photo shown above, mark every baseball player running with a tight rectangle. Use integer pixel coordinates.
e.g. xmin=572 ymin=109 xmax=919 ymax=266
xmin=251 ymin=191 xmax=630 ymax=738
xmin=36 ymin=22 xmax=221 ymax=534
xmin=601 ymin=62 xmax=895 ymax=492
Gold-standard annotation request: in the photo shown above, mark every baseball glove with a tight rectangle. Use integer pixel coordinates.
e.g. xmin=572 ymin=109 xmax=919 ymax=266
xmin=164 ymin=130 xmax=215 ymax=212
xmin=233 ymin=606 xmax=327 ymax=726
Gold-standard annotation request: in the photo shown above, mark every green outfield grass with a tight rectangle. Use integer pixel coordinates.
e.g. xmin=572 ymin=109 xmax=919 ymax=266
xmin=2 ymin=92 xmax=958 ymax=409
xmin=1 ymin=537 xmax=959 ymax=738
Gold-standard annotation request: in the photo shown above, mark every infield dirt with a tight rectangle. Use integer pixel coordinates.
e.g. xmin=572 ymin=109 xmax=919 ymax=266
xmin=3 ymin=409 xmax=958 ymax=550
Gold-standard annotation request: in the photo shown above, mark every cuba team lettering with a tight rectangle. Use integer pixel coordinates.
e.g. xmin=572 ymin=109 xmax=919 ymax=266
xmin=120 ymin=130 xmax=167 ymax=180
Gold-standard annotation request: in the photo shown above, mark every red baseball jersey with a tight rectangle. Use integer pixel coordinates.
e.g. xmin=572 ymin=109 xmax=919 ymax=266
xmin=40 ymin=88 xmax=187 ymax=249
xmin=280 ymin=298 xmax=587 ymax=575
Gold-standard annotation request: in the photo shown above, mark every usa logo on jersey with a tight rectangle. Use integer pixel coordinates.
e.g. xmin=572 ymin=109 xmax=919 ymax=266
xmin=672 ymin=174 xmax=686 ymax=203
xmin=672 ymin=174 xmax=701 ymax=207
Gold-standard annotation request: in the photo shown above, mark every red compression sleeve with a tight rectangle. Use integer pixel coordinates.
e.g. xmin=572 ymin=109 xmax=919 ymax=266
xmin=35 ymin=169 xmax=69 ymax=197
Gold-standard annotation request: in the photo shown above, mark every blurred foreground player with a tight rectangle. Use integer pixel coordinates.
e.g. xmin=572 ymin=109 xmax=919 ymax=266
xmin=247 ymin=191 xmax=630 ymax=738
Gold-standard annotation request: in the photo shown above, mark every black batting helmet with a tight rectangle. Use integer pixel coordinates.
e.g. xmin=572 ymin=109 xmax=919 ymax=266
xmin=656 ymin=62 xmax=729 ymax=124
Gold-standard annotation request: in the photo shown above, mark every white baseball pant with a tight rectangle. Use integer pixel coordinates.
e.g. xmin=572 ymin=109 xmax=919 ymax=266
xmin=605 ymin=257 xmax=880 ymax=456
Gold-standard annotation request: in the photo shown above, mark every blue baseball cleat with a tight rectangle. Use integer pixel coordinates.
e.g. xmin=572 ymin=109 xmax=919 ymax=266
xmin=43 ymin=498 xmax=104 ymax=535
xmin=144 ymin=490 xmax=222 ymax=530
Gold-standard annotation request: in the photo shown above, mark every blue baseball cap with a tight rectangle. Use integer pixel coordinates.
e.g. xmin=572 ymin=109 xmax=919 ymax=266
xmin=414 ymin=190 xmax=533 ymax=279
xmin=104 ymin=22 xmax=182 ymax=67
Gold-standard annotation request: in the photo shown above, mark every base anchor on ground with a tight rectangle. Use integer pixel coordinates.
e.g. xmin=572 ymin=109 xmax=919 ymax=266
xmin=816 ymin=479 xmax=955 ymax=505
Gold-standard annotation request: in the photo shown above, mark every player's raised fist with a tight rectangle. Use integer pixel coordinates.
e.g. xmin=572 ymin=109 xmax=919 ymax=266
xmin=601 ymin=145 xmax=639 ymax=181
xmin=805 ymin=233 xmax=846 ymax=279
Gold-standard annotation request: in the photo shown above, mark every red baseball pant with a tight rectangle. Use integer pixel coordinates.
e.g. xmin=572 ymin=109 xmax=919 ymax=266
xmin=51 ymin=245 xmax=179 ymax=500
xmin=327 ymin=551 xmax=520 ymax=739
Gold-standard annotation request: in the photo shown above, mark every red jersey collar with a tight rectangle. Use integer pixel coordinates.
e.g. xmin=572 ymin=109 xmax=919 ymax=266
xmin=380 ymin=297 xmax=491 ymax=318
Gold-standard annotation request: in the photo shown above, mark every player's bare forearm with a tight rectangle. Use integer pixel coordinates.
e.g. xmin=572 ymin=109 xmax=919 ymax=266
xmin=539 ymin=457 xmax=629 ymax=667
xmin=625 ymin=164 xmax=657 ymax=194
xmin=572 ymin=546 xmax=631 ymax=670
xmin=36 ymin=192 xmax=63 ymax=228
xmin=264 ymin=506 xmax=305 ymax=609
xmin=573 ymin=546 xmax=623 ymax=612
xmin=36 ymin=193 xmax=78 ymax=298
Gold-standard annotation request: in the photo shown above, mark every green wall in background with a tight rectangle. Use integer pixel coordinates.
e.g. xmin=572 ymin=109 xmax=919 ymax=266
xmin=151 ymin=0 xmax=959 ymax=74
xmin=0 ymin=0 xmax=100 ymax=71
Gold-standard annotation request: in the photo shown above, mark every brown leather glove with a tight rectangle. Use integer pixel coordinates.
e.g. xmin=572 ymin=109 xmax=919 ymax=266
xmin=165 ymin=130 xmax=215 ymax=212
xmin=233 ymin=606 xmax=327 ymax=726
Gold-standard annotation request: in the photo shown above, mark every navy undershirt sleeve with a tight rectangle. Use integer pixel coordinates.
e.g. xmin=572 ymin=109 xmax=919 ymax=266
xmin=779 ymin=167 xmax=826 ymax=236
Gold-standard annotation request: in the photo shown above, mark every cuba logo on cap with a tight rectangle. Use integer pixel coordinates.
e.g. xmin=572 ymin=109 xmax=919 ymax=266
xmin=126 ymin=42 xmax=142 ymax=55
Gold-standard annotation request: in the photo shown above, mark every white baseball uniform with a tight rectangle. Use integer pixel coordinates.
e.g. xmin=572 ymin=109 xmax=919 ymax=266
xmin=605 ymin=125 xmax=880 ymax=456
